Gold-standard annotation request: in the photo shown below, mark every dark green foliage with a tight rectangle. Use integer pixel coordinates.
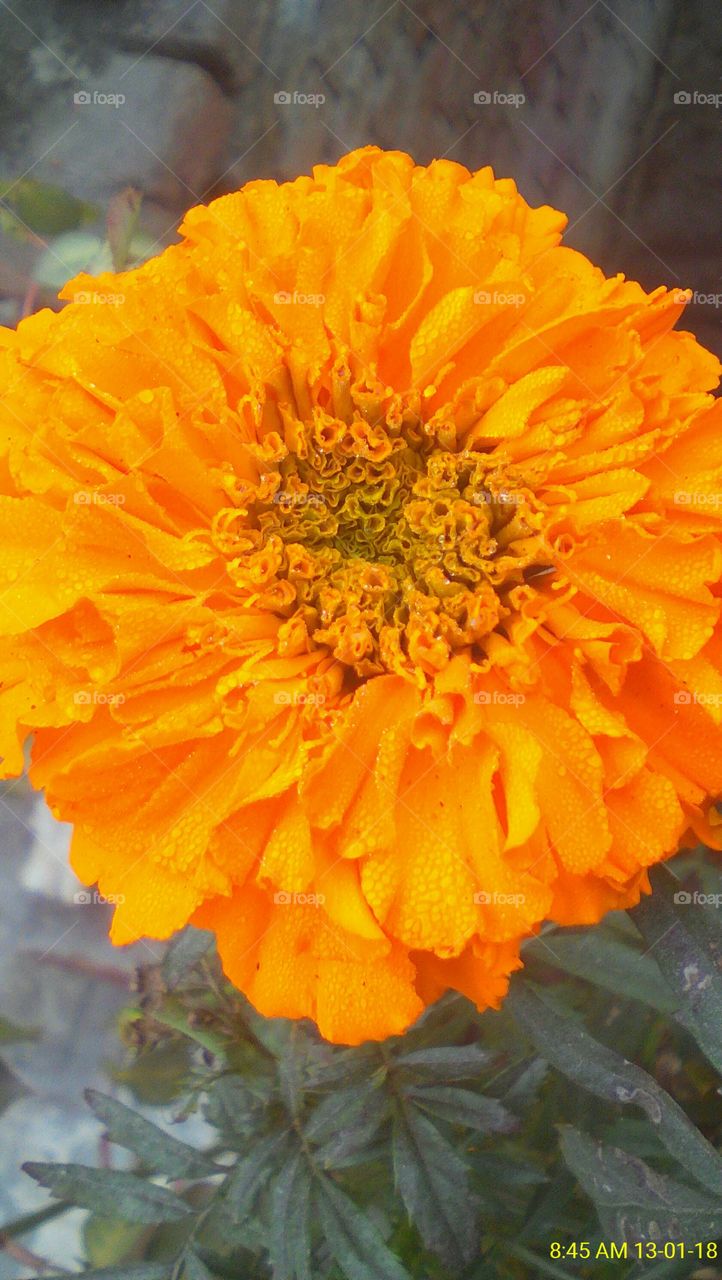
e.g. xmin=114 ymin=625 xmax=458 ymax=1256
xmin=10 ymin=854 xmax=722 ymax=1280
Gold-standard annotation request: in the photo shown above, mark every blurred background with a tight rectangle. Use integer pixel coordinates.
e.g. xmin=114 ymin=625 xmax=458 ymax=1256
xmin=0 ymin=0 xmax=720 ymax=1273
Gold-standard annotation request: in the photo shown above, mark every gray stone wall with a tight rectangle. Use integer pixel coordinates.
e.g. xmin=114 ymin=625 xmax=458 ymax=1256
xmin=0 ymin=1 xmax=719 ymax=345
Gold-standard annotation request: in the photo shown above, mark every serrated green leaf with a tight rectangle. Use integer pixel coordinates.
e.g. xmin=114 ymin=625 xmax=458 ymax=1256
xmin=268 ymin=1150 xmax=312 ymax=1280
xmin=22 ymin=1163 xmax=192 ymax=1224
xmin=203 ymin=1073 xmax=273 ymax=1148
xmin=278 ymin=1026 xmax=309 ymax=1120
xmin=303 ymin=1044 xmax=378 ymax=1091
xmin=305 ymin=1081 xmax=388 ymax=1167
xmin=559 ymin=1126 xmax=722 ymax=1243
xmin=508 ymin=981 xmax=722 ymax=1197
xmin=632 ymin=865 xmax=722 ymax=1071
xmin=202 ymin=1132 xmax=291 ymax=1244
xmin=392 ymin=1102 xmax=479 ymax=1270
xmin=315 ymin=1176 xmax=410 ymax=1280
xmin=394 ymin=1045 xmax=490 ymax=1081
xmin=526 ymin=927 xmax=677 ymax=1013
xmin=406 ymin=1084 xmax=517 ymax=1133
xmin=162 ymin=928 xmax=215 ymax=990
xmin=85 ymin=1090 xmax=220 ymax=1180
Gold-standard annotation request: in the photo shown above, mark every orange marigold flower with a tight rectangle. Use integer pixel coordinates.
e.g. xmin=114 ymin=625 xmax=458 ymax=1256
xmin=1 ymin=146 xmax=722 ymax=1043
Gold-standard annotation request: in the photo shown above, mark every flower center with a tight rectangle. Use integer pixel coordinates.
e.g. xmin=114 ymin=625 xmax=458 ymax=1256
xmin=206 ymin=374 xmax=552 ymax=683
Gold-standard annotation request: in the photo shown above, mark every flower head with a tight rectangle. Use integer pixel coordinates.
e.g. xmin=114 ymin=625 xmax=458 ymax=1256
xmin=2 ymin=146 xmax=721 ymax=1042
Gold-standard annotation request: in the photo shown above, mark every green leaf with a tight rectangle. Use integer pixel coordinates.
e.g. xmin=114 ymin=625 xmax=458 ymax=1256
xmin=149 ymin=999 xmax=228 ymax=1059
xmin=391 ymin=1102 xmax=479 ymax=1270
xmin=85 ymin=1090 xmax=220 ymax=1180
xmin=499 ymin=1056 xmax=548 ymax=1108
xmin=470 ymin=1152 xmax=547 ymax=1188
xmin=22 ymin=1163 xmax=192 ymax=1224
xmin=406 ymin=1084 xmax=517 ymax=1133
xmin=632 ymin=864 xmax=722 ymax=1071
xmin=503 ymin=1242 xmax=580 ymax=1280
xmin=0 ymin=178 xmax=98 ymax=237
xmin=508 ymin=981 xmax=722 ymax=1197
xmin=83 ymin=1215 xmax=148 ymax=1267
xmin=526 ymin=926 xmax=677 ymax=1013
xmin=393 ymin=1045 xmax=490 ymax=1081
xmin=203 ymin=1073 xmax=273 ymax=1147
xmin=0 ymin=1013 xmax=40 ymax=1043
xmin=559 ymin=1126 xmax=722 ymax=1243
xmin=113 ymin=1041 xmax=193 ymax=1105
xmin=0 ymin=1059 xmax=27 ymax=1113
xmin=268 ymin=1150 xmax=312 ymax=1280
xmin=303 ymin=1044 xmax=378 ymax=1091
xmin=315 ymin=1176 xmax=410 ymax=1280
xmin=305 ymin=1082 xmax=388 ymax=1167
xmin=277 ymin=1026 xmax=309 ymax=1120
xmin=180 ymin=1254 xmax=215 ymax=1280
xmin=202 ymin=1132 xmax=291 ymax=1244
xmin=162 ymin=928 xmax=215 ymax=990
xmin=27 ymin=1270 xmax=169 ymax=1280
